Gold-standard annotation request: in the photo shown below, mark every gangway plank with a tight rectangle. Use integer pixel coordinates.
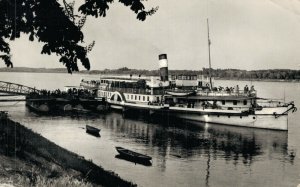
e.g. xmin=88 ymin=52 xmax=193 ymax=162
xmin=0 ymin=81 xmax=40 ymax=95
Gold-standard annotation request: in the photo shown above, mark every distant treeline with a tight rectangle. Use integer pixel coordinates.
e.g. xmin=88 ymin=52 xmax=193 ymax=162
xmin=80 ymin=67 xmax=300 ymax=80
xmin=1 ymin=66 xmax=300 ymax=80
xmin=0 ymin=67 xmax=68 ymax=73
xmin=202 ymin=68 xmax=300 ymax=80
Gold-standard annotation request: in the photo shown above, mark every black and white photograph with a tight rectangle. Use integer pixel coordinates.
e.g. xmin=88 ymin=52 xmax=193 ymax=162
xmin=0 ymin=0 xmax=299 ymax=186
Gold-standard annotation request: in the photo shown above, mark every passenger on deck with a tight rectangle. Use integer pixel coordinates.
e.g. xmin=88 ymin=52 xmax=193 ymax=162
xmin=249 ymin=86 xmax=255 ymax=96
xmin=235 ymin=85 xmax=239 ymax=93
xmin=225 ymin=87 xmax=230 ymax=93
xmin=244 ymin=85 xmax=249 ymax=93
xmin=212 ymin=101 xmax=217 ymax=109
xmin=202 ymin=101 xmax=209 ymax=109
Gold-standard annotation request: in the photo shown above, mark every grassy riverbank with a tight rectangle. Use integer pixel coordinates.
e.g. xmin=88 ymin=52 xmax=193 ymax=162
xmin=0 ymin=117 xmax=136 ymax=187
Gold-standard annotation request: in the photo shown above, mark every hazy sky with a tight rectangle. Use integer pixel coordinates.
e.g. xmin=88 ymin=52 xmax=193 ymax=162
xmin=7 ymin=0 xmax=300 ymax=70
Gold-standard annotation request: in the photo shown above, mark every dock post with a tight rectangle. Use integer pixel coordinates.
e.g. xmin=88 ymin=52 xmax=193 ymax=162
xmin=147 ymin=109 xmax=154 ymax=122
xmin=149 ymin=109 xmax=154 ymax=116
xmin=122 ymin=107 xmax=126 ymax=118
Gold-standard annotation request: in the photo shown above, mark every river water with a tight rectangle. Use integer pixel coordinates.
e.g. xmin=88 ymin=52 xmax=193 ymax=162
xmin=0 ymin=72 xmax=299 ymax=187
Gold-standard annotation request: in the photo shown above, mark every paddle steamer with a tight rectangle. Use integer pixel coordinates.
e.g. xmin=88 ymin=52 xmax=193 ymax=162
xmin=80 ymin=53 xmax=296 ymax=130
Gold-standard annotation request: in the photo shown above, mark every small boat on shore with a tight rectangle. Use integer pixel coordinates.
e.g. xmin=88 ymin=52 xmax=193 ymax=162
xmin=165 ymin=90 xmax=196 ymax=96
xmin=115 ymin=147 xmax=152 ymax=163
xmin=0 ymin=111 xmax=8 ymax=120
xmin=86 ymin=125 xmax=101 ymax=137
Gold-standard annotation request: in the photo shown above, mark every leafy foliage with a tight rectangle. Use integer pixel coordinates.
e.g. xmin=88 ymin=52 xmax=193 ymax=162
xmin=0 ymin=0 xmax=156 ymax=73
xmin=78 ymin=0 xmax=158 ymax=21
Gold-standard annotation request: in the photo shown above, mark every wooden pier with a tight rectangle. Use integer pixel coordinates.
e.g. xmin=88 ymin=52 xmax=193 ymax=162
xmin=0 ymin=81 xmax=107 ymax=114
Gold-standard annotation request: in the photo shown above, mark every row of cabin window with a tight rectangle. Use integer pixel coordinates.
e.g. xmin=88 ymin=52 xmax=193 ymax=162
xmin=102 ymin=92 xmax=246 ymax=105
xmin=189 ymin=100 xmax=248 ymax=105
xmin=221 ymin=100 xmax=248 ymax=105
xmin=170 ymin=75 xmax=198 ymax=80
xmin=100 ymin=80 xmax=109 ymax=83
xmin=102 ymin=92 xmax=112 ymax=97
xmin=102 ymin=91 xmax=153 ymax=102
xmin=126 ymin=94 xmax=150 ymax=102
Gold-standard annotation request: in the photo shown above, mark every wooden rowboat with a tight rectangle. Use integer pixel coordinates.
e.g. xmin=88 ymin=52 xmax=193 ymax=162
xmin=86 ymin=125 xmax=101 ymax=136
xmin=165 ymin=90 xmax=195 ymax=96
xmin=0 ymin=111 xmax=8 ymax=120
xmin=115 ymin=146 xmax=152 ymax=162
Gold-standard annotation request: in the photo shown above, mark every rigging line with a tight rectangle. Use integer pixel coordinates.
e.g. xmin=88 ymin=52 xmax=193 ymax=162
xmin=12 ymin=101 xmax=21 ymax=106
xmin=207 ymin=19 xmax=213 ymax=90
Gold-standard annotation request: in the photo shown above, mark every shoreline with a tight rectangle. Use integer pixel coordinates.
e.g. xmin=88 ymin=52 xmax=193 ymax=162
xmin=0 ymin=70 xmax=299 ymax=83
xmin=0 ymin=117 xmax=136 ymax=187
xmin=214 ymin=77 xmax=300 ymax=83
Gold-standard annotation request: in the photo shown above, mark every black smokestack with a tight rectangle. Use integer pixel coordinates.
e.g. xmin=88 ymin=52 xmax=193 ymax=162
xmin=158 ymin=54 xmax=168 ymax=81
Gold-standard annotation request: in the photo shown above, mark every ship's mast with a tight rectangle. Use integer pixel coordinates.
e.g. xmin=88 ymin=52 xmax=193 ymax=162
xmin=207 ymin=18 xmax=213 ymax=90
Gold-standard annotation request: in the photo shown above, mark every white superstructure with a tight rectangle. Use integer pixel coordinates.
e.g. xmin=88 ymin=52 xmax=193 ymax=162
xmin=80 ymin=54 xmax=297 ymax=131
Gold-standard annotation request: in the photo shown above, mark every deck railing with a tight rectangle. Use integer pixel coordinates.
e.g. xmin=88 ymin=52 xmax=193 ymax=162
xmin=80 ymin=80 xmax=257 ymax=97
xmin=196 ymin=89 xmax=257 ymax=97
xmin=103 ymin=87 xmax=164 ymax=95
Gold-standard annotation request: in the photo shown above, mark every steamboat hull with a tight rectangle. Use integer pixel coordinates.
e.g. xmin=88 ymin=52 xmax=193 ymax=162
xmin=172 ymin=112 xmax=288 ymax=131
xmin=107 ymin=101 xmax=289 ymax=130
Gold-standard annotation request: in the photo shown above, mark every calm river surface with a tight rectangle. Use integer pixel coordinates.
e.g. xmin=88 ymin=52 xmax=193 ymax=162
xmin=0 ymin=72 xmax=299 ymax=187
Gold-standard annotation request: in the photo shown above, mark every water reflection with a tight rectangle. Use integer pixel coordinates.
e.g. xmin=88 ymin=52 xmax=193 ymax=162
xmin=35 ymin=109 xmax=292 ymax=167
xmin=1 ymin=73 xmax=299 ymax=186
xmin=98 ymin=112 xmax=293 ymax=186
xmin=101 ymin=112 xmax=292 ymax=164
xmin=18 ymin=108 xmax=296 ymax=187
